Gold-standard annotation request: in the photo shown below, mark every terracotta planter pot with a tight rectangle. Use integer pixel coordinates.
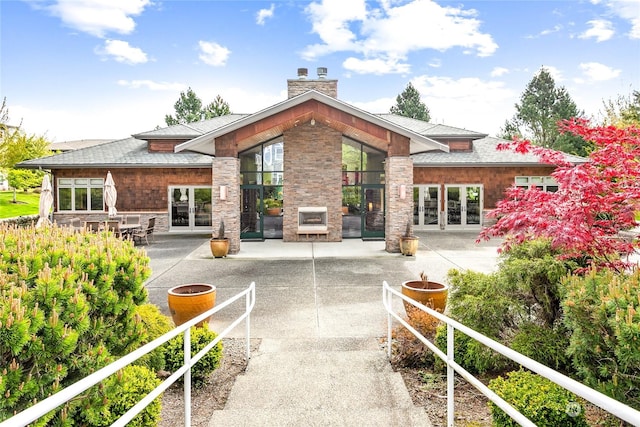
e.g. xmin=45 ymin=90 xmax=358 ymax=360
xmin=210 ymin=238 xmax=229 ymax=258
xmin=401 ymin=280 xmax=448 ymax=320
xmin=399 ymin=236 xmax=419 ymax=256
xmin=167 ymin=283 xmax=216 ymax=327
xmin=266 ymin=207 xmax=281 ymax=216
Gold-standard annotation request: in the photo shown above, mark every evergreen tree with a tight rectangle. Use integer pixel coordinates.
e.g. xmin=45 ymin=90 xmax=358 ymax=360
xmin=601 ymin=90 xmax=640 ymax=128
xmin=165 ymin=88 xmax=231 ymax=126
xmin=502 ymin=68 xmax=587 ymax=155
xmin=390 ymin=82 xmax=431 ymax=121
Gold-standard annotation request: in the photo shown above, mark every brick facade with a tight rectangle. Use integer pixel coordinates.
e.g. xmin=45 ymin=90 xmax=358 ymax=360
xmin=287 ymin=79 xmax=338 ymax=99
xmin=283 ymin=121 xmax=343 ymax=241
xmin=212 ymin=157 xmax=240 ymax=253
xmin=385 ymin=157 xmax=414 ymax=252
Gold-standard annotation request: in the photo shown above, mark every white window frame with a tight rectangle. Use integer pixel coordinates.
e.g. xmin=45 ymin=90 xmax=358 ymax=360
xmin=515 ymin=176 xmax=558 ymax=192
xmin=57 ymin=178 xmax=105 ymax=212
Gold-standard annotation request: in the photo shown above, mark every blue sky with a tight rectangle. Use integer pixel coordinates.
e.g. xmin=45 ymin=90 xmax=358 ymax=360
xmin=1 ymin=0 xmax=639 ymax=142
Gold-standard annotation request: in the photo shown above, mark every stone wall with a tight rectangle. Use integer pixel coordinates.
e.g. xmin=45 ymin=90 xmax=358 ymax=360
xmin=212 ymin=157 xmax=240 ymax=253
xmin=283 ymin=121 xmax=342 ymax=241
xmin=287 ymin=79 xmax=338 ymax=99
xmin=385 ymin=157 xmax=414 ymax=252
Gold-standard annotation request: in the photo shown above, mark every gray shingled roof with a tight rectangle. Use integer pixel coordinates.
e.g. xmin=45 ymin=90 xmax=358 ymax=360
xmin=133 ymin=114 xmax=249 ymax=139
xmin=412 ymin=136 xmax=586 ymax=166
xmin=19 ymin=136 xmax=213 ymax=169
xmin=376 ymin=114 xmax=488 ymax=139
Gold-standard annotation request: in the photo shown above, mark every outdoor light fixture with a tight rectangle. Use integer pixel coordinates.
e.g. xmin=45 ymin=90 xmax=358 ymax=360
xmin=310 ymin=118 xmax=316 ymax=126
xmin=399 ymin=184 xmax=406 ymax=200
xmin=219 ymin=185 xmax=228 ymax=201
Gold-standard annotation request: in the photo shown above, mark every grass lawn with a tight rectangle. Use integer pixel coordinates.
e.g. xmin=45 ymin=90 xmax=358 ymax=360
xmin=0 ymin=191 xmax=41 ymax=219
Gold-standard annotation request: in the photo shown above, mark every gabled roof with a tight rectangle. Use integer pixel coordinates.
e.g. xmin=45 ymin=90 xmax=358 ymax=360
xmin=133 ymin=114 xmax=248 ymax=139
xmin=412 ymin=136 xmax=586 ymax=166
xmin=50 ymin=139 xmax=115 ymax=151
xmin=376 ymin=114 xmax=488 ymax=139
xmin=175 ymin=90 xmax=450 ymax=155
xmin=19 ymin=137 xmax=213 ymax=169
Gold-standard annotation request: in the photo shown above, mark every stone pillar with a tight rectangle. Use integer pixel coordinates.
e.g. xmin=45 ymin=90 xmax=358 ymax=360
xmin=385 ymin=156 xmax=414 ymax=252
xmin=212 ymin=157 xmax=240 ymax=254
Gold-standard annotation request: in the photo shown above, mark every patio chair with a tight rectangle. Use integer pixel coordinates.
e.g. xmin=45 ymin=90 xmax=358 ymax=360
xmin=84 ymin=221 xmax=101 ymax=232
xmin=133 ymin=217 xmax=156 ymax=245
xmin=106 ymin=221 xmax=123 ymax=239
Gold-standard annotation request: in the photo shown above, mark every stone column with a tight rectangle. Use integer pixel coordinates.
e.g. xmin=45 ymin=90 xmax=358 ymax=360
xmin=212 ymin=157 xmax=240 ymax=254
xmin=385 ymin=156 xmax=414 ymax=252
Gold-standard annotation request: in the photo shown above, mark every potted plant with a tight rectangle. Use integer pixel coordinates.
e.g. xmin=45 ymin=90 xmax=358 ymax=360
xmin=401 ymin=271 xmax=448 ymax=321
xmin=399 ymin=219 xmax=419 ymax=256
xmin=167 ymin=283 xmax=217 ymax=327
xmin=209 ymin=219 xmax=230 ymax=258
xmin=264 ymin=198 xmax=282 ymax=216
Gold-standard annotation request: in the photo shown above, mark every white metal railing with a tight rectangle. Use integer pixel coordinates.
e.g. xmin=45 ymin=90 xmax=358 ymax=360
xmin=382 ymin=281 xmax=640 ymax=427
xmin=1 ymin=281 xmax=256 ymax=427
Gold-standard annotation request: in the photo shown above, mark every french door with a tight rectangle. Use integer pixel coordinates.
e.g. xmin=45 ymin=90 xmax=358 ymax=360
xmin=169 ymin=186 xmax=212 ymax=231
xmin=413 ymin=185 xmax=441 ymax=230
xmin=445 ymin=185 xmax=482 ymax=229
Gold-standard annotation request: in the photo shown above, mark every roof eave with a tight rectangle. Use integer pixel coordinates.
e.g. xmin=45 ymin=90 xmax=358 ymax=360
xmin=176 ymin=90 xmax=450 ymax=154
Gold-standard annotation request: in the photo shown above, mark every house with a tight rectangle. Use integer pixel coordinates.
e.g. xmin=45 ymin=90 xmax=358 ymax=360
xmin=19 ymin=68 xmax=568 ymax=253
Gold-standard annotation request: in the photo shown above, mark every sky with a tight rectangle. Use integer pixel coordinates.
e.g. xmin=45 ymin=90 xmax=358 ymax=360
xmin=1 ymin=0 xmax=639 ymax=143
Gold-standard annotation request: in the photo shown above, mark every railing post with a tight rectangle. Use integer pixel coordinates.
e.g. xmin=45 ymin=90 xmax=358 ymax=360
xmin=447 ymin=323 xmax=454 ymax=427
xmin=385 ymin=285 xmax=392 ymax=359
xmin=245 ymin=285 xmax=251 ymax=360
xmin=183 ymin=328 xmax=191 ymax=427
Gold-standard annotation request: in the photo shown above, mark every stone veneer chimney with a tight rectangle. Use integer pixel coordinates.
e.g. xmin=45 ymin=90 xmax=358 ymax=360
xmin=287 ymin=67 xmax=338 ymax=99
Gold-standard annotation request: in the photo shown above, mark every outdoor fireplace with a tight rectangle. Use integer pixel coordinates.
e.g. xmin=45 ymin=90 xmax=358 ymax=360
xmin=297 ymin=207 xmax=328 ymax=233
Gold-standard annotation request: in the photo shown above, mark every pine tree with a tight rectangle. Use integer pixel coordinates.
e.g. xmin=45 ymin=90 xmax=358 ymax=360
xmin=165 ymin=88 xmax=231 ymax=126
xmin=390 ymin=82 xmax=431 ymax=122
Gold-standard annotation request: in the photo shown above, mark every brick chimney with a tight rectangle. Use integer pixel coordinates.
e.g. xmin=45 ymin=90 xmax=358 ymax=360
xmin=287 ymin=67 xmax=338 ymax=99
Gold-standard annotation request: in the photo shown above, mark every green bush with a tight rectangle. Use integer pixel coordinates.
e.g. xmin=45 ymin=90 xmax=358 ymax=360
xmin=133 ymin=304 xmax=174 ymax=372
xmin=510 ymin=323 xmax=570 ymax=371
xmin=434 ymin=325 xmax=512 ymax=375
xmin=488 ymin=369 xmax=589 ymax=426
xmin=164 ymin=323 xmax=223 ymax=387
xmin=563 ymin=268 xmax=640 ymax=410
xmin=80 ymin=365 xmax=162 ymax=427
xmin=0 ymin=223 xmax=151 ymax=422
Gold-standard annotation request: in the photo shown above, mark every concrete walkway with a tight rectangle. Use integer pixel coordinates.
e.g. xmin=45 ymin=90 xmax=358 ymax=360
xmin=143 ymin=231 xmax=503 ymax=426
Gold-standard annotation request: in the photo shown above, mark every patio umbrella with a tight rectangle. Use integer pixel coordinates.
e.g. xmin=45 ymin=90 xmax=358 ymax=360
xmin=36 ymin=174 xmax=53 ymax=228
xmin=104 ymin=171 xmax=118 ymax=217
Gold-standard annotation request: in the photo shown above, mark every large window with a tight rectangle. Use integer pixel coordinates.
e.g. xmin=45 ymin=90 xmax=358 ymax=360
xmin=515 ymin=176 xmax=558 ymax=192
xmin=58 ymin=178 xmax=104 ymax=211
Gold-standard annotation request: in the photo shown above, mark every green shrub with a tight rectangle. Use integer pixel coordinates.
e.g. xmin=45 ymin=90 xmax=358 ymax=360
xmin=510 ymin=323 xmax=570 ymax=371
xmin=80 ymin=365 xmax=162 ymax=427
xmin=488 ymin=369 xmax=589 ymax=426
xmin=434 ymin=325 xmax=512 ymax=375
xmin=133 ymin=303 xmax=174 ymax=372
xmin=0 ymin=223 xmax=151 ymax=422
xmin=164 ymin=323 xmax=223 ymax=387
xmin=563 ymin=268 xmax=640 ymax=410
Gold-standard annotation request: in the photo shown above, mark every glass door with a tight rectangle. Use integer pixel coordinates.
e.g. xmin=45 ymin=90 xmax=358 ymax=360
xmin=169 ymin=186 xmax=212 ymax=231
xmin=445 ymin=184 xmax=483 ymax=229
xmin=362 ymin=185 xmax=384 ymax=239
xmin=413 ymin=185 xmax=440 ymax=230
xmin=241 ymin=185 xmax=263 ymax=240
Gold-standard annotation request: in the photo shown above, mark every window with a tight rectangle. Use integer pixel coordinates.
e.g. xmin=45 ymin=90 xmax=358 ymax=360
xmin=515 ymin=176 xmax=558 ymax=192
xmin=58 ymin=178 xmax=104 ymax=211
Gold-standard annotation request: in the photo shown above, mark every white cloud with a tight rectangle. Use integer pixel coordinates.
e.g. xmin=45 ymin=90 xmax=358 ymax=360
xmin=428 ymin=58 xmax=442 ymax=68
xmin=256 ymin=4 xmax=275 ymax=25
xmin=117 ymin=80 xmax=186 ymax=91
xmin=601 ymin=0 xmax=640 ymax=39
xmin=541 ymin=65 xmax=564 ymax=82
xmin=576 ymin=62 xmax=621 ymax=83
xmin=343 ymin=57 xmax=410 ymax=75
xmin=36 ymin=0 xmax=152 ymax=38
xmin=579 ymin=19 xmax=615 ymax=42
xmin=490 ymin=67 xmax=509 ymax=77
xmin=302 ymin=0 xmax=498 ymax=74
xmin=409 ymin=75 xmax=515 ymax=135
xmin=198 ymin=41 xmax=231 ymax=66
xmin=96 ymin=39 xmax=148 ymax=64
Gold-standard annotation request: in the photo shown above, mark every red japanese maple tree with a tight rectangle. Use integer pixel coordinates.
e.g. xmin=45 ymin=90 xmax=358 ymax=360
xmin=479 ymin=118 xmax=640 ymax=271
